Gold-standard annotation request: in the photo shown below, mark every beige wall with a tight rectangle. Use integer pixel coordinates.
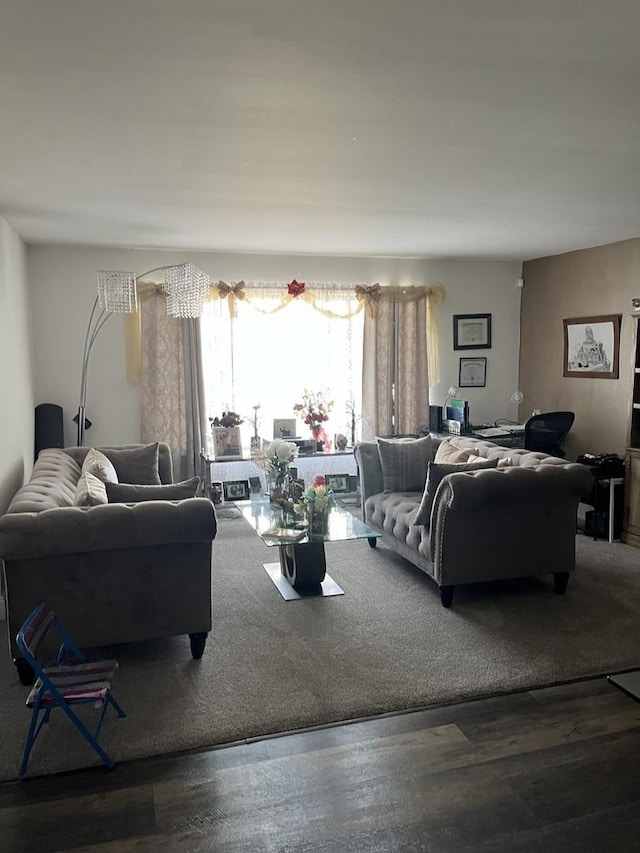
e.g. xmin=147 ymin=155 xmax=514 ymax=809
xmin=521 ymin=238 xmax=640 ymax=459
xmin=0 ymin=216 xmax=33 ymax=513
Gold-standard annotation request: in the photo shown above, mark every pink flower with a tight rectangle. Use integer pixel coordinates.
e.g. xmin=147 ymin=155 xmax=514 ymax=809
xmin=313 ymin=474 xmax=326 ymax=488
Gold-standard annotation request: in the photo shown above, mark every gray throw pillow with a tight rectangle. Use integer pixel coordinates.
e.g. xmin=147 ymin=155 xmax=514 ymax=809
xmin=376 ymin=435 xmax=434 ymax=492
xmin=414 ymin=458 xmax=499 ymax=525
xmin=103 ymin=442 xmax=161 ymax=485
xmin=105 ymin=476 xmax=200 ymax=503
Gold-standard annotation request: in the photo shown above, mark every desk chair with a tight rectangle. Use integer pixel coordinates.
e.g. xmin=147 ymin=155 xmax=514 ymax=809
xmin=16 ymin=603 xmax=126 ymax=777
xmin=524 ymin=411 xmax=575 ymax=458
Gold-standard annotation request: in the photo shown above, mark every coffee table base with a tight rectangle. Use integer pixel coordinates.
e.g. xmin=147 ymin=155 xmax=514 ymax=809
xmin=263 ymin=563 xmax=344 ymax=600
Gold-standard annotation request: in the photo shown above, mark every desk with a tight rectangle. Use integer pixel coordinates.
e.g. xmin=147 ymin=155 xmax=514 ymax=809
xmin=201 ymin=451 xmax=358 ymax=498
xmin=432 ymin=429 xmax=525 ymax=449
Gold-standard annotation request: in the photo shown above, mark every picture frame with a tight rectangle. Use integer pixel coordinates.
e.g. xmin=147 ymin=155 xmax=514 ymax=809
xmin=453 ymin=313 xmax=492 ymax=350
xmin=325 ymin=474 xmax=350 ymax=493
xmin=212 ymin=426 xmax=243 ymax=460
xmin=273 ymin=418 xmax=297 ymax=439
xmin=458 ymin=356 xmax=487 ymax=388
xmin=563 ymin=314 xmax=621 ymax=379
xmin=223 ymin=479 xmax=250 ymax=501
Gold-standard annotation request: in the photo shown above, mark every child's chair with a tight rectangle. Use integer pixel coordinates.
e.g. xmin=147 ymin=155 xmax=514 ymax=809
xmin=16 ymin=603 xmax=127 ymax=777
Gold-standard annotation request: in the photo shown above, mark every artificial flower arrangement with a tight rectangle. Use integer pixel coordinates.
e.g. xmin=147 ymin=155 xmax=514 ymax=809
xmin=293 ymin=388 xmax=334 ymax=429
xmin=293 ymin=474 xmax=336 ymax=515
xmin=209 ymin=410 xmax=244 ymax=428
xmin=260 ymin=438 xmax=299 ymax=475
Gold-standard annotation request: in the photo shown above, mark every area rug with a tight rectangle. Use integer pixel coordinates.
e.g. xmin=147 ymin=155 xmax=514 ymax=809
xmin=1 ymin=518 xmax=639 ymax=781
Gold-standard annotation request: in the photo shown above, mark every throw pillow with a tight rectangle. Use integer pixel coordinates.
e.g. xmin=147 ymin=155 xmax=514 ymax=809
xmin=414 ymin=458 xmax=499 ymax=525
xmin=103 ymin=442 xmax=161 ymax=485
xmin=73 ymin=471 xmax=109 ymax=507
xmin=434 ymin=441 xmax=478 ymax=464
xmin=376 ymin=435 xmax=434 ymax=493
xmin=81 ymin=448 xmax=119 ymax=484
xmin=105 ymin=476 xmax=200 ymax=503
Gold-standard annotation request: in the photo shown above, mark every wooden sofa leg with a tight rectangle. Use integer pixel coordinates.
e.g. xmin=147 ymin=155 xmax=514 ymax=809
xmin=14 ymin=657 xmax=35 ymax=686
xmin=189 ymin=632 xmax=208 ymax=659
xmin=554 ymin=572 xmax=570 ymax=595
xmin=440 ymin=585 xmax=454 ymax=608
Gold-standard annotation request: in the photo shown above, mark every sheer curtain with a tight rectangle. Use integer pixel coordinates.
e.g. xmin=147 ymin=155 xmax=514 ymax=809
xmin=139 ymin=290 xmax=206 ymax=481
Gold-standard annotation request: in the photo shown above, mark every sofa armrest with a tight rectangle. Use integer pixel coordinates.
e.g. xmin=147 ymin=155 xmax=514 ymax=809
xmin=354 ymin=442 xmax=385 ymax=521
xmin=0 ymin=498 xmax=217 ymax=560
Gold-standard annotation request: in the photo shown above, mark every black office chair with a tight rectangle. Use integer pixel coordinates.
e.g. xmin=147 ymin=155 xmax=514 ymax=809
xmin=524 ymin=411 xmax=575 ymax=458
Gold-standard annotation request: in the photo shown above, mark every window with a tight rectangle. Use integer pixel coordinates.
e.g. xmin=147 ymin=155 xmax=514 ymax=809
xmin=200 ymin=286 xmax=363 ymax=452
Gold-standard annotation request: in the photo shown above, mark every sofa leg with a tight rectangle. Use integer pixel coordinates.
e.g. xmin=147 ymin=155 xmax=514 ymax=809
xmin=14 ymin=657 xmax=35 ymax=686
xmin=367 ymin=537 xmax=377 ymax=548
xmin=440 ymin=585 xmax=454 ymax=608
xmin=189 ymin=632 xmax=208 ymax=659
xmin=554 ymin=572 xmax=570 ymax=595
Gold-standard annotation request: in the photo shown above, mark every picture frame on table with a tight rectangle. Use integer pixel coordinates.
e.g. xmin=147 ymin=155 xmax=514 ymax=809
xmin=223 ymin=480 xmax=250 ymax=501
xmin=212 ymin=426 xmax=242 ymax=460
xmin=563 ymin=314 xmax=621 ymax=379
xmin=453 ymin=313 xmax=492 ymax=350
xmin=458 ymin=356 xmax=487 ymax=388
xmin=325 ymin=474 xmax=350 ymax=493
xmin=273 ymin=418 xmax=297 ymax=439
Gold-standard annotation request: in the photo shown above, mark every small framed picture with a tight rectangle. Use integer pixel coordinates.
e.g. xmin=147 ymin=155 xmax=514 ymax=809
xmin=459 ymin=356 xmax=487 ymax=388
xmin=212 ymin=426 xmax=243 ymax=460
xmin=453 ymin=313 xmax=492 ymax=350
xmin=325 ymin=474 xmax=350 ymax=493
xmin=223 ymin=480 xmax=250 ymax=501
xmin=563 ymin=314 xmax=621 ymax=379
xmin=273 ymin=418 xmax=297 ymax=439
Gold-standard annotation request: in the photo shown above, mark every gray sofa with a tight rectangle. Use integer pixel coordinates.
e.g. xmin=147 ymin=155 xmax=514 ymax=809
xmin=0 ymin=443 xmax=217 ymax=683
xmin=354 ymin=435 xmax=594 ymax=607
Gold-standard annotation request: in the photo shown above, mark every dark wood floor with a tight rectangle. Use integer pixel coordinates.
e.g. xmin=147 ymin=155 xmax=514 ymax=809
xmin=2 ymin=676 xmax=640 ymax=852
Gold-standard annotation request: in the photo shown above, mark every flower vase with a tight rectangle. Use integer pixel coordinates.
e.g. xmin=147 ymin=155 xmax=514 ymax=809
xmin=311 ymin=426 xmax=331 ymax=453
xmin=306 ymin=501 xmax=330 ymax=536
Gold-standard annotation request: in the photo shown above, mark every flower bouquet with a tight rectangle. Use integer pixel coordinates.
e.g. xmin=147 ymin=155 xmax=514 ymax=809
xmin=294 ymin=474 xmax=336 ymax=536
xmin=257 ymin=439 xmax=299 ymax=510
xmin=293 ymin=388 xmax=334 ymax=452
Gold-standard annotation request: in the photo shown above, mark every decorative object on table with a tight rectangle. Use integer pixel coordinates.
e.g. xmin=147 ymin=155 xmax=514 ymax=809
xmin=223 ymin=480 xmax=250 ymax=502
xmin=248 ymin=404 xmax=261 ymax=454
xmin=210 ymin=411 xmax=244 ymax=460
xmin=293 ymin=474 xmax=336 ymax=537
xmin=562 ymin=314 xmax=621 ymax=379
xmin=273 ymin=418 xmax=298 ymax=439
xmin=325 ymin=474 xmax=350 ymax=494
xmin=258 ymin=438 xmax=299 ymax=514
xmin=345 ymin=395 xmax=361 ymax=447
xmin=293 ymin=388 xmax=334 ymax=452
xmin=76 ymin=262 xmax=211 ymax=446
xmin=334 ymin=433 xmax=348 ymax=451
xmin=458 ymin=356 xmax=487 ymax=388
xmin=210 ymin=482 xmax=223 ymax=504
xmin=453 ymin=313 xmax=492 ymax=350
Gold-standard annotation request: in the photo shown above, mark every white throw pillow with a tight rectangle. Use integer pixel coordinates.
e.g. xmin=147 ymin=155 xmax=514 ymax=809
xmin=81 ymin=448 xmax=118 ymax=484
xmin=74 ymin=471 xmax=108 ymax=506
xmin=434 ymin=441 xmax=477 ymax=464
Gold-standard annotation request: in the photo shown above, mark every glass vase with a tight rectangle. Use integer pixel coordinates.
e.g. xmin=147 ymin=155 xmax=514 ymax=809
xmin=306 ymin=501 xmax=330 ymax=536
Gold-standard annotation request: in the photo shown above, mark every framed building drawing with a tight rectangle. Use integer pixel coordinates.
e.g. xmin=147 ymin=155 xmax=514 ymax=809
xmin=563 ymin=314 xmax=621 ymax=379
xmin=453 ymin=314 xmax=492 ymax=350
xmin=458 ymin=356 xmax=487 ymax=388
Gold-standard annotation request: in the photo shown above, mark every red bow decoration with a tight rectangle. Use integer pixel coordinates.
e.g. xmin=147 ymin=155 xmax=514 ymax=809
xmin=287 ymin=279 xmax=306 ymax=297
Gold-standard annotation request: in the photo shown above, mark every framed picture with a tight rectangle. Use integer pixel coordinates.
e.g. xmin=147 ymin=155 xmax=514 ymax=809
xmin=212 ymin=426 xmax=242 ymax=460
xmin=458 ymin=357 xmax=487 ymax=388
xmin=223 ymin=479 xmax=250 ymax=501
xmin=273 ymin=418 xmax=297 ymax=439
xmin=453 ymin=313 xmax=492 ymax=350
xmin=325 ymin=474 xmax=350 ymax=493
xmin=563 ymin=314 xmax=621 ymax=379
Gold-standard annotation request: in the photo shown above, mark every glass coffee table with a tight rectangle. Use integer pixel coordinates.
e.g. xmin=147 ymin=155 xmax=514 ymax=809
xmin=236 ymin=498 xmax=380 ymax=600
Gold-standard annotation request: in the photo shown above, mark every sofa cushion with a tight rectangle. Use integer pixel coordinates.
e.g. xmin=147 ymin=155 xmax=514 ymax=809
xmin=377 ymin=435 xmax=434 ymax=493
xmin=102 ymin=442 xmax=161 ymax=485
xmin=414 ymin=458 xmax=499 ymax=525
xmin=82 ymin=448 xmax=118 ymax=484
xmin=434 ymin=441 xmax=478 ymax=464
xmin=73 ymin=471 xmax=109 ymax=507
xmin=105 ymin=477 xmax=200 ymax=503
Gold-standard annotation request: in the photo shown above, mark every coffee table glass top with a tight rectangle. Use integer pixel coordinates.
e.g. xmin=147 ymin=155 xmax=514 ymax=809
xmin=235 ymin=498 xmax=379 ymax=546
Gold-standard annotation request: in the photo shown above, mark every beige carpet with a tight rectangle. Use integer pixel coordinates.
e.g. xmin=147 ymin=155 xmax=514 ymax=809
xmin=1 ymin=517 xmax=639 ymax=781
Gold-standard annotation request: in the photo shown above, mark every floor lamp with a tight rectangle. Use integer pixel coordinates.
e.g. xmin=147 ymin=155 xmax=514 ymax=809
xmin=75 ymin=262 xmax=210 ymax=446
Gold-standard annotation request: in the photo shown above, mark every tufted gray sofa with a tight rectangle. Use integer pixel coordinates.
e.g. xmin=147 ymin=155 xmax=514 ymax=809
xmin=0 ymin=443 xmax=217 ymax=683
xmin=354 ymin=435 xmax=594 ymax=607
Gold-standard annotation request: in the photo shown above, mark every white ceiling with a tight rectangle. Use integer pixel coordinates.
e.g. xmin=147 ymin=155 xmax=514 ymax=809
xmin=1 ymin=0 xmax=640 ymax=261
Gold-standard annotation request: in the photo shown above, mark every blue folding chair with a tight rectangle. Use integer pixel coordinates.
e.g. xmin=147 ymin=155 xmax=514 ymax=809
xmin=16 ymin=603 xmax=127 ymax=777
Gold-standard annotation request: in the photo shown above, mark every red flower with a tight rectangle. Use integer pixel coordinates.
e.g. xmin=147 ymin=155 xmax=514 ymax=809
xmin=287 ymin=279 xmax=305 ymax=297
xmin=312 ymin=474 xmax=326 ymax=488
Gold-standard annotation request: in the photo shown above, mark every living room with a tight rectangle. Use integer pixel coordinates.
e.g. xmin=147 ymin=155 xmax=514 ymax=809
xmin=2 ymin=1 xmax=640 ymax=848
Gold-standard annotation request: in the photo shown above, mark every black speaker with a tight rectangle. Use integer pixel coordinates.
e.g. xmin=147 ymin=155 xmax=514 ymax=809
xmin=428 ymin=405 xmax=443 ymax=433
xmin=35 ymin=403 xmax=64 ymax=460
